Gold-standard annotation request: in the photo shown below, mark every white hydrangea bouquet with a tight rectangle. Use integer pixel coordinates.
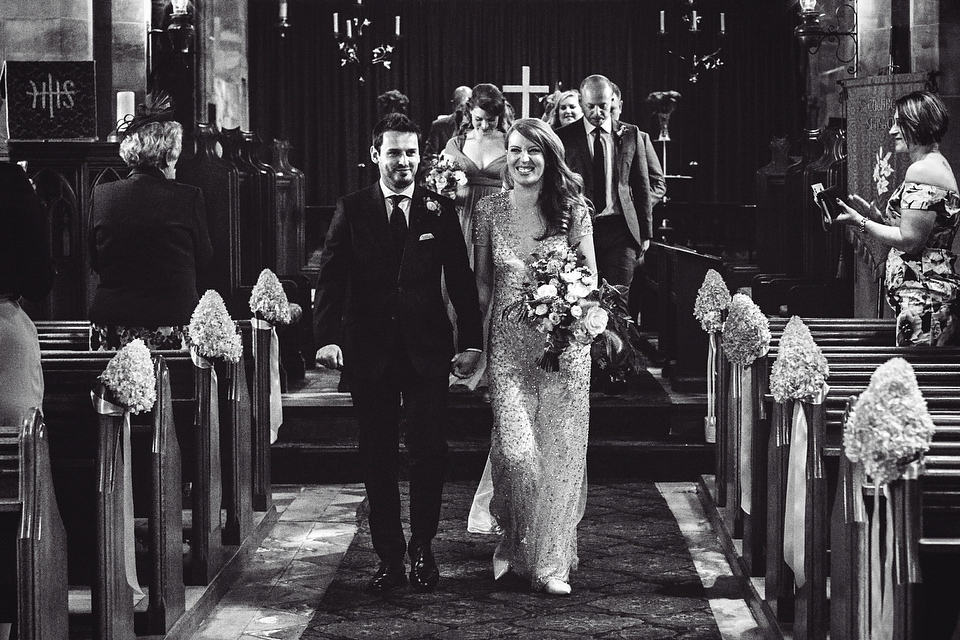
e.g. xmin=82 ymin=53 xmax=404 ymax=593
xmin=721 ymin=293 xmax=770 ymax=366
xmin=694 ymin=269 xmax=731 ymax=442
xmin=250 ymin=268 xmax=296 ymax=325
xmin=424 ymin=154 xmax=467 ymax=196
xmin=694 ymin=268 xmax=730 ymax=333
xmin=769 ymin=316 xmax=829 ymax=404
xmin=99 ymin=338 xmax=157 ymax=414
xmin=844 ymin=357 xmax=935 ymax=485
xmin=248 ymin=270 xmax=288 ymax=444
xmin=188 ymin=290 xmax=242 ymax=363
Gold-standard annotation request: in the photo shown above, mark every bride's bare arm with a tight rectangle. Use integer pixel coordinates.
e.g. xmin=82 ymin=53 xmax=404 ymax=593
xmin=577 ymin=234 xmax=599 ymax=277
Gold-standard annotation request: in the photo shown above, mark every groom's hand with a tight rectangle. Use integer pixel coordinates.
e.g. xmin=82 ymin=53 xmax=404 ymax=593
xmin=451 ymin=350 xmax=482 ymax=379
xmin=316 ymin=344 xmax=344 ymax=370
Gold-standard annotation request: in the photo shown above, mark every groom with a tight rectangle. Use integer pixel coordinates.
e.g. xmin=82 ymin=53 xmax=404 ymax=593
xmin=313 ymin=113 xmax=484 ymax=593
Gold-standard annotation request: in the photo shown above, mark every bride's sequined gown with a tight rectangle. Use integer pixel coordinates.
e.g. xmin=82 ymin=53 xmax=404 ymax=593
xmin=473 ymin=191 xmax=592 ymax=588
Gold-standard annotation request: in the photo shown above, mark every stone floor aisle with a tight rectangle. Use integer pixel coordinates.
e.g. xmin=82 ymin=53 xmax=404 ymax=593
xmin=189 ymin=484 xmax=767 ymax=640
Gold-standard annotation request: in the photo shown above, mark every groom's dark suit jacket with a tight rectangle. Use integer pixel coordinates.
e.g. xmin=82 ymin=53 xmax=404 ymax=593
xmin=556 ymin=118 xmax=666 ymax=245
xmin=313 ymin=183 xmax=483 ymax=380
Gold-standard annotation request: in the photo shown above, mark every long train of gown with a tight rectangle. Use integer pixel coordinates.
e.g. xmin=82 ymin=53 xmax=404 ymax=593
xmin=473 ymin=192 xmax=592 ymax=589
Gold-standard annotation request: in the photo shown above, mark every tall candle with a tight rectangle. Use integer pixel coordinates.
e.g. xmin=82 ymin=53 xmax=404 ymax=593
xmin=660 ymin=10 xmax=665 ymax=33
xmin=333 ymin=12 xmax=339 ymax=36
xmin=690 ymin=10 xmax=698 ymax=31
xmin=116 ymin=91 xmax=135 ymax=127
xmin=346 ymin=18 xmax=352 ymax=39
xmin=720 ymin=12 xmax=725 ymax=34
xmin=395 ymin=15 xmax=400 ymax=37
xmin=279 ymin=0 xmax=287 ymax=20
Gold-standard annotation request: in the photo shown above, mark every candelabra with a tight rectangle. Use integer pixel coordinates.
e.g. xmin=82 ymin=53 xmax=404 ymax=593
xmin=794 ymin=0 xmax=858 ymax=75
xmin=332 ymin=0 xmax=402 ymax=85
xmin=658 ymin=0 xmax=726 ymax=83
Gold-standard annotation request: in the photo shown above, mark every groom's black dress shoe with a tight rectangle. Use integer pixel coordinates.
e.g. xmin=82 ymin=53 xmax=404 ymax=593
xmin=367 ymin=562 xmax=407 ymax=593
xmin=409 ymin=543 xmax=440 ymax=592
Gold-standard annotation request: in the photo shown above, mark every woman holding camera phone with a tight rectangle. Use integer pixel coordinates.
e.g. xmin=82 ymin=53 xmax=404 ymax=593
xmin=835 ymin=91 xmax=960 ymax=346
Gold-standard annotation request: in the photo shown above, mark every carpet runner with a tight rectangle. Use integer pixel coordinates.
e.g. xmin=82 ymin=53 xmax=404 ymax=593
xmin=303 ymin=481 xmax=722 ymax=639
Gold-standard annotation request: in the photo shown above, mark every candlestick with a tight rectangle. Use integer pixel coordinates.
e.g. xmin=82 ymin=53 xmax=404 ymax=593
xmin=395 ymin=15 xmax=400 ymax=37
xmin=720 ymin=12 xmax=725 ymax=34
xmin=333 ymin=12 xmax=339 ymax=36
xmin=660 ymin=10 xmax=665 ymax=33
xmin=116 ymin=91 xmax=135 ymax=128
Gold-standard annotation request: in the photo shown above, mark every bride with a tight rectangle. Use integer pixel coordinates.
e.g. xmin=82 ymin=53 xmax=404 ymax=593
xmin=470 ymin=118 xmax=597 ymax=595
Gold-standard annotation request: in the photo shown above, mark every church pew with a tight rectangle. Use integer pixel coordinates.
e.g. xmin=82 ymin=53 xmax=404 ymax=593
xmin=0 ymin=408 xmax=69 ymax=640
xmin=830 ymin=401 xmax=960 ymax=640
xmin=722 ymin=318 xmax=897 ymax=578
xmin=38 ymin=350 xmax=225 ymax=602
xmin=767 ymin=364 xmax=960 ymax=640
xmin=35 ymin=318 xmax=271 ymax=520
xmin=39 ymin=353 xmax=188 ymax=636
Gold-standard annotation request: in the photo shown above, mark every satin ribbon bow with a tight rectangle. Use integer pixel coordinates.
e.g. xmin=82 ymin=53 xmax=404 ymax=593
xmin=251 ymin=318 xmax=283 ymax=444
xmin=90 ymin=388 xmax=145 ymax=599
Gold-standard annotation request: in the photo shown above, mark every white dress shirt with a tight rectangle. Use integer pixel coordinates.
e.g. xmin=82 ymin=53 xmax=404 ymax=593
xmin=379 ymin=180 xmax=416 ymax=224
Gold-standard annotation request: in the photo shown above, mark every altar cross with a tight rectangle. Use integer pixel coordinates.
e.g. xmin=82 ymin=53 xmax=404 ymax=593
xmin=502 ymin=65 xmax=550 ymax=119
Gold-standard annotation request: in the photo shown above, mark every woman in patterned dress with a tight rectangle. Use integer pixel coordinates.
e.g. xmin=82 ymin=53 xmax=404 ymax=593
xmin=836 ymin=91 xmax=960 ymax=346
xmin=472 ymin=118 xmax=598 ymax=595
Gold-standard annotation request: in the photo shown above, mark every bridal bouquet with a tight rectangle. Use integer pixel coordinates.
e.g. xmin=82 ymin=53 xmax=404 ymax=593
xmin=424 ymin=154 xmax=466 ymax=195
xmin=769 ymin=316 xmax=829 ymax=403
xmin=503 ymin=246 xmax=639 ymax=372
xmin=843 ymin=357 xmax=935 ymax=485
xmin=100 ymin=339 xmax=156 ymax=414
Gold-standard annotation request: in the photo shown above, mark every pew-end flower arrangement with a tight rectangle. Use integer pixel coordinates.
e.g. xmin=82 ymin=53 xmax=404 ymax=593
xmin=503 ymin=245 xmax=640 ymax=373
xmin=250 ymin=268 xmax=298 ymax=325
xmin=843 ymin=357 xmax=935 ymax=486
xmin=720 ymin=293 xmax=770 ymax=367
xmin=188 ymin=290 xmax=242 ymax=363
xmin=769 ymin=316 xmax=829 ymax=403
xmin=693 ymin=268 xmax=731 ymax=334
xmin=98 ymin=338 xmax=157 ymax=414
xmin=694 ymin=269 xmax=731 ymax=443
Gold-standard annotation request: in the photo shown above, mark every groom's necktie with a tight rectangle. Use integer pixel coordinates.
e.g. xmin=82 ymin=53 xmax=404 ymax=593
xmin=389 ymin=194 xmax=407 ymax=255
xmin=592 ymin=129 xmax=607 ymax=215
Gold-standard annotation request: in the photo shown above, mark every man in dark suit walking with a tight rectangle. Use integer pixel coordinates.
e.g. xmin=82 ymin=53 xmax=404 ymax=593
xmin=556 ymin=74 xmax=666 ymax=297
xmin=313 ymin=113 xmax=483 ymax=593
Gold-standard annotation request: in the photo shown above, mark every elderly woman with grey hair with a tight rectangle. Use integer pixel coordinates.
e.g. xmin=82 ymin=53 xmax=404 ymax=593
xmin=87 ymin=92 xmax=213 ymax=350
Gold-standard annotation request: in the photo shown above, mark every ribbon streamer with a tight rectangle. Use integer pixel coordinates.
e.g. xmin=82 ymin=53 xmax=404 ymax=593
xmin=782 ymin=383 xmax=829 ymax=587
xmin=705 ymin=333 xmax=717 ymax=444
xmin=738 ymin=364 xmax=754 ymax=515
xmin=251 ymin=318 xmax=283 ymax=444
xmin=868 ymin=482 xmax=894 ymax=640
xmin=90 ymin=390 xmax=145 ymax=600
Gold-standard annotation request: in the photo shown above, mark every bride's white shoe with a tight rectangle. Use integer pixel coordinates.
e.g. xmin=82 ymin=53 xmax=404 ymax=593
xmin=543 ymin=579 xmax=571 ymax=596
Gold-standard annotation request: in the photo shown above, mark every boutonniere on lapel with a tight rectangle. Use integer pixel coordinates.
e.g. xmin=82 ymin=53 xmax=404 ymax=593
xmin=424 ymin=196 xmax=443 ymax=215
xmin=614 ymin=123 xmax=627 ymax=138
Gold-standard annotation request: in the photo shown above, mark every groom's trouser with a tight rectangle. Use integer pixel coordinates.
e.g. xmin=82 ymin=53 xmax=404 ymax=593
xmin=349 ymin=347 xmax=449 ymax=565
